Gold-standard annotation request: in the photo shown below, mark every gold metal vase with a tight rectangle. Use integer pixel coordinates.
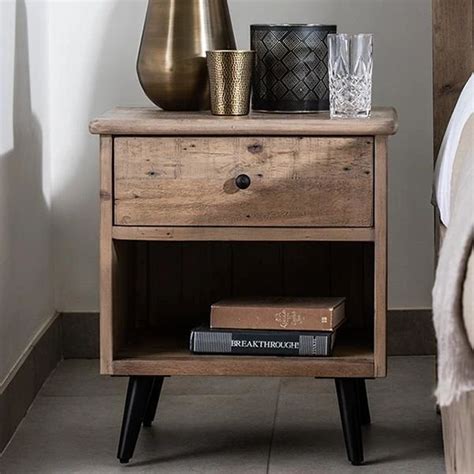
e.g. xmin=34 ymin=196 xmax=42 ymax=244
xmin=137 ymin=0 xmax=236 ymax=111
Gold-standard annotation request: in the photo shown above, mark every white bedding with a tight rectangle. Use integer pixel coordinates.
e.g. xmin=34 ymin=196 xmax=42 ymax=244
xmin=434 ymin=74 xmax=474 ymax=227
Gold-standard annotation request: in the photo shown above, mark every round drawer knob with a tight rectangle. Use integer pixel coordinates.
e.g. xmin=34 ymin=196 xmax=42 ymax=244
xmin=235 ymin=174 xmax=251 ymax=190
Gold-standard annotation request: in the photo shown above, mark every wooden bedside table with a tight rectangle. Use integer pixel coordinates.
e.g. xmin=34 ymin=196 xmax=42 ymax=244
xmin=90 ymin=107 xmax=398 ymax=465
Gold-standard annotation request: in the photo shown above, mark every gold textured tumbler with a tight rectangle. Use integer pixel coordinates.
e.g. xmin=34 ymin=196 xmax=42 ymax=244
xmin=206 ymin=50 xmax=254 ymax=116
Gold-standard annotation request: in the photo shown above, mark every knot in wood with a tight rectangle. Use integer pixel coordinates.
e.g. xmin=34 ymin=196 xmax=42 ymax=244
xmin=247 ymin=144 xmax=263 ymax=154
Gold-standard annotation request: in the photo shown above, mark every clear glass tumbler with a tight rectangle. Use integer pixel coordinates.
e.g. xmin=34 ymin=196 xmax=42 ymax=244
xmin=328 ymin=34 xmax=373 ymax=118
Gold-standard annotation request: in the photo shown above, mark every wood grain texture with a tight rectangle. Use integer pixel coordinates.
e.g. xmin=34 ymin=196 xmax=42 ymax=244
xmin=432 ymin=0 xmax=473 ymax=257
xmin=114 ymin=136 xmax=374 ymax=227
xmin=112 ymin=226 xmax=375 ymax=241
xmin=94 ymin=109 xmax=395 ymax=379
xmin=330 ymin=243 xmax=367 ymax=331
xmin=441 ymin=392 xmax=474 ymax=474
xmin=100 ymin=140 xmax=135 ymax=374
xmin=125 ymin=241 xmax=372 ymax=347
xmin=374 ymin=137 xmax=388 ymax=377
xmin=113 ymin=333 xmax=374 ymax=377
xmin=99 ymin=136 xmax=114 ymax=374
xmin=433 ymin=0 xmax=473 ymax=158
xmin=89 ymin=107 xmax=398 ymax=136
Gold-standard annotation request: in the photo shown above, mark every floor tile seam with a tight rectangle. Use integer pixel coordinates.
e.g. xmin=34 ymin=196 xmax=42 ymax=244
xmin=266 ymin=378 xmax=282 ymax=474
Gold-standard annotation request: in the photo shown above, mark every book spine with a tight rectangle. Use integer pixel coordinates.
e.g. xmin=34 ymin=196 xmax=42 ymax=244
xmin=210 ymin=307 xmax=335 ymax=331
xmin=190 ymin=329 xmax=333 ymax=356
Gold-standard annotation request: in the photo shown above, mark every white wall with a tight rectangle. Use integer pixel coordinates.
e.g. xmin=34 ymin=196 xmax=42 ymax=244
xmin=49 ymin=0 xmax=433 ymax=311
xmin=0 ymin=0 xmax=54 ymax=386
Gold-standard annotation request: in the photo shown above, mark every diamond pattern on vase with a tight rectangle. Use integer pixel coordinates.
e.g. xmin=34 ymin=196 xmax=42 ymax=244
xmin=282 ymin=90 xmax=299 ymax=102
xmin=322 ymin=72 xmax=329 ymax=89
xmin=271 ymin=41 xmax=288 ymax=60
xmin=313 ymin=58 xmax=328 ymax=79
xmin=315 ymin=79 xmax=328 ymax=99
xmin=296 ymin=29 xmax=311 ymax=41
xmin=303 ymin=70 xmax=319 ymax=90
xmin=305 ymin=31 xmax=324 ymax=49
xmin=257 ymin=61 xmax=267 ymax=80
xmin=293 ymin=61 xmax=310 ymax=79
xmin=251 ymin=24 xmax=336 ymax=111
xmin=293 ymin=81 xmax=310 ymax=100
xmin=282 ymin=31 xmax=303 ymax=49
xmin=282 ymin=51 xmax=301 ymax=70
xmin=263 ymin=31 xmax=280 ymax=50
xmin=273 ymin=80 xmax=288 ymax=99
xmin=255 ymin=39 xmax=268 ymax=57
xmin=255 ymin=30 xmax=267 ymax=42
xmin=271 ymin=60 xmax=288 ymax=80
xmin=282 ymin=71 xmax=300 ymax=90
xmin=272 ymin=30 xmax=287 ymax=41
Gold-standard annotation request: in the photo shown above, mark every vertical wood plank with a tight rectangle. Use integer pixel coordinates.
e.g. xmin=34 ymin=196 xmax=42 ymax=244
xmin=433 ymin=0 xmax=473 ymax=158
xmin=283 ymin=242 xmax=332 ymax=296
xmin=99 ymin=136 xmax=114 ymax=374
xmin=115 ymin=240 xmax=133 ymax=352
xmin=133 ymin=242 xmax=149 ymax=328
xmin=148 ymin=242 xmax=182 ymax=334
xmin=232 ymin=243 xmax=283 ymax=297
xmin=181 ymin=242 xmax=233 ymax=330
xmin=433 ymin=0 xmax=473 ymax=257
xmin=363 ymin=244 xmax=375 ymax=332
xmin=330 ymin=243 xmax=366 ymax=330
xmin=374 ymin=137 xmax=388 ymax=377
xmin=146 ymin=242 xmax=233 ymax=333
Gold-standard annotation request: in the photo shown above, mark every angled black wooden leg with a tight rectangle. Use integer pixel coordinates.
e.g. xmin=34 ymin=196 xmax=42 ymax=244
xmin=143 ymin=376 xmax=164 ymax=427
xmin=335 ymin=378 xmax=364 ymax=465
xmin=356 ymin=379 xmax=371 ymax=425
xmin=117 ymin=376 xmax=154 ymax=464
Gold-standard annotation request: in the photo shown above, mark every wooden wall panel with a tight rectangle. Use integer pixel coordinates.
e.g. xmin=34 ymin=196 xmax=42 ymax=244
xmin=282 ymin=242 xmax=332 ymax=296
xmin=232 ymin=243 xmax=284 ymax=297
xmin=433 ymin=0 xmax=474 ymax=158
xmin=180 ymin=242 xmax=233 ymax=330
xmin=330 ymin=243 xmax=367 ymax=330
xmin=148 ymin=242 xmax=183 ymax=333
xmin=133 ymin=242 xmax=149 ymax=329
xmin=132 ymin=242 xmax=373 ymax=337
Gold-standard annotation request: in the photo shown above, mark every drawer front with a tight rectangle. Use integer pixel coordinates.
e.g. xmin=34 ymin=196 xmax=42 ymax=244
xmin=114 ymin=136 xmax=373 ymax=227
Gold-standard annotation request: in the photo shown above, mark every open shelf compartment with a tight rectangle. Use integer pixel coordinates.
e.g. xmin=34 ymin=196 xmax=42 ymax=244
xmin=110 ymin=240 xmax=376 ymax=378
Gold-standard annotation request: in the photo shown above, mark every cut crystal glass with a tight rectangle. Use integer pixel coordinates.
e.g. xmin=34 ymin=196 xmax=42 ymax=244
xmin=328 ymin=34 xmax=373 ymax=118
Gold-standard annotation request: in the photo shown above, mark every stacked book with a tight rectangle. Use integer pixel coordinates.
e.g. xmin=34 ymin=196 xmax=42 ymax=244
xmin=190 ymin=297 xmax=345 ymax=357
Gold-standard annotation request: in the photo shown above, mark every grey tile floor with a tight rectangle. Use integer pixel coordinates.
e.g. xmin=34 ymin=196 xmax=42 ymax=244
xmin=0 ymin=357 xmax=444 ymax=473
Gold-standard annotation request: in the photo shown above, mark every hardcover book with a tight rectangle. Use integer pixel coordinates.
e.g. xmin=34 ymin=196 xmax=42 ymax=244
xmin=210 ymin=297 xmax=345 ymax=332
xmin=190 ymin=326 xmax=336 ymax=357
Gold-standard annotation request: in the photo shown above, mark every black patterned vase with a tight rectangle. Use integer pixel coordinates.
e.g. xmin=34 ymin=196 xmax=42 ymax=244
xmin=251 ymin=24 xmax=337 ymax=112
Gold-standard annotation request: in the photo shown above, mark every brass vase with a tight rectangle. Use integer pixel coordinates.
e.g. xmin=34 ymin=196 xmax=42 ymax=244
xmin=137 ymin=0 xmax=236 ymax=111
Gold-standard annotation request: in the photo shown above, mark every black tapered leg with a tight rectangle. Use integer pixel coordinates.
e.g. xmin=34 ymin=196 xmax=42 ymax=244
xmin=356 ymin=379 xmax=371 ymax=425
xmin=143 ymin=376 xmax=164 ymax=427
xmin=117 ymin=376 xmax=154 ymax=464
xmin=335 ymin=378 xmax=364 ymax=465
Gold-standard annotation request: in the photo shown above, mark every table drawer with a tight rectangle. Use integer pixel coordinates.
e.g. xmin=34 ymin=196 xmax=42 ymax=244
xmin=114 ymin=136 xmax=373 ymax=227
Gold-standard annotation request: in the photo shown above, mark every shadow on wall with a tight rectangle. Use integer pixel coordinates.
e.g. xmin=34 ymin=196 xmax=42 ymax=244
xmin=0 ymin=0 xmax=50 ymax=376
xmin=51 ymin=1 xmax=148 ymax=310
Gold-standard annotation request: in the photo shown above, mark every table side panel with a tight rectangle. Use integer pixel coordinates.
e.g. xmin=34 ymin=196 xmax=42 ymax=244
xmin=99 ymin=136 xmax=114 ymax=374
xmin=374 ymin=136 xmax=388 ymax=377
